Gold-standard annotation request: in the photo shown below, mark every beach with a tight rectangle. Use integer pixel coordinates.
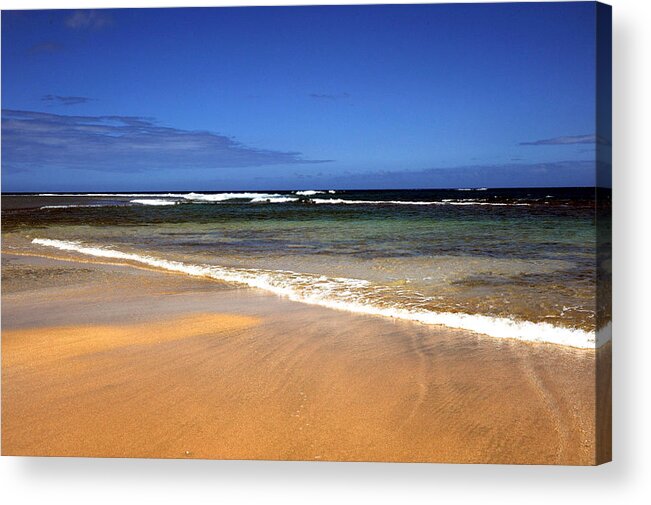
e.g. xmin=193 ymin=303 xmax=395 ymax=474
xmin=2 ymin=251 xmax=607 ymax=464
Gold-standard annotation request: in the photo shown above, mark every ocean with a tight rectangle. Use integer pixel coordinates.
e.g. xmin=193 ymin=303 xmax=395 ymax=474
xmin=1 ymin=187 xmax=610 ymax=348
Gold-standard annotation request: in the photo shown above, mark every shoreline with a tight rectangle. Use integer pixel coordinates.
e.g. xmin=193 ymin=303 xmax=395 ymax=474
xmin=2 ymin=253 xmax=605 ymax=463
xmin=12 ymin=237 xmax=600 ymax=350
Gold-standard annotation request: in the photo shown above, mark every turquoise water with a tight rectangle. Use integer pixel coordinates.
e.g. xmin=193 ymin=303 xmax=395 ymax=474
xmin=2 ymin=187 xmax=606 ymax=346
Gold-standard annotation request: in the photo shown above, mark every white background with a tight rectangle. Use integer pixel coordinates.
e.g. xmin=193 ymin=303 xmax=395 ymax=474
xmin=1 ymin=0 xmax=649 ymax=503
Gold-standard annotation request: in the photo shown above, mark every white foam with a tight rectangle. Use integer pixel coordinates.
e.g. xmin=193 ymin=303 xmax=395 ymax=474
xmin=441 ymin=198 xmax=530 ymax=207
xmin=37 ymin=193 xmax=182 ymax=197
xmin=35 ymin=192 xmax=292 ymax=202
xmin=31 ymin=238 xmax=598 ymax=349
xmin=33 ymin=192 xmax=530 ymax=207
xmin=180 ymin=192 xmax=283 ymax=202
xmin=310 ymin=198 xmax=529 ymax=207
xmin=131 ymin=199 xmax=178 ymax=206
xmin=40 ymin=204 xmax=113 ymax=209
xmin=294 ymin=190 xmax=337 ymax=196
xmin=295 ymin=190 xmax=324 ymax=196
xmin=311 ymin=198 xmax=425 ymax=205
xmin=250 ymin=196 xmax=298 ymax=203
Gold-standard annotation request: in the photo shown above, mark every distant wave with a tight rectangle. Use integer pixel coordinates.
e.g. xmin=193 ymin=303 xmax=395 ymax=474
xmin=40 ymin=204 xmax=114 ymax=209
xmin=441 ymin=201 xmax=529 ymax=206
xmin=294 ymin=190 xmax=324 ymax=196
xmin=181 ymin=192 xmax=286 ymax=202
xmin=131 ymin=199 xmax=179 ymax=206
xmin=37 ymin=193 xmax=181 ymax=197
xmin=168 ymin=192 xmax=299 ymax=204
xmin=310 ymin=198 xmax=529 ymax=207
xmin=37 ymin=192 xmax=300 ymax=205
xmin=31 ymin=238 xmax=598 ymax=349
xmin=293 ymin=190 xmax=337 ymax=195
xmin=250 ymin=196 xmax=298 ymax=203
xmin=34 ymin=192 xmax=531 ymax=208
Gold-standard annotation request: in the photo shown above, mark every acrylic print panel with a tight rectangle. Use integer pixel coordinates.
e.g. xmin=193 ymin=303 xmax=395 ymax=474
xmin=0 ymin=2 xmax=611 ymax=465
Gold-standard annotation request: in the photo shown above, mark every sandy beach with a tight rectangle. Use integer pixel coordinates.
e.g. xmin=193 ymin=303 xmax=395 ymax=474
xmin=1 ymin=252 xmax=608 ymax=464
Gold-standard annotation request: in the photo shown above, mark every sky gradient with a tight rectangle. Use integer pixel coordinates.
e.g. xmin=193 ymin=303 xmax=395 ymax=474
xmin=2 ymin=3 xmax=605 ymax=191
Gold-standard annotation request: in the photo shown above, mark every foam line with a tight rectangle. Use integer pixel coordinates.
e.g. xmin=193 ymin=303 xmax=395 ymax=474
xmin=32 ymin=238 xmax=599 ymax=349
xmin=131 ymin=199 xmax=179 ymax=206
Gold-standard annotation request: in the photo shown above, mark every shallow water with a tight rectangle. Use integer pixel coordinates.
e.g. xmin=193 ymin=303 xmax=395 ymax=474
xmin=2 ymin=187 xmax=608 ymax=347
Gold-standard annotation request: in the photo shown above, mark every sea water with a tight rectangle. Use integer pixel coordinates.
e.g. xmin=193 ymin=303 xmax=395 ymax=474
xmin=1 ymin=187 xmax=611 ymax=348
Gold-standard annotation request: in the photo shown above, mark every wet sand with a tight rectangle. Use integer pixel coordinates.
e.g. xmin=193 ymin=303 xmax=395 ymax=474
xmin=1 ymin=253 xmax=606 ymax=464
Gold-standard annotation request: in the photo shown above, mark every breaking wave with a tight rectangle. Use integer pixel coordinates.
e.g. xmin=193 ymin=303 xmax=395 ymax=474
xmin=31 ymin=238 xmax=598 ymax=349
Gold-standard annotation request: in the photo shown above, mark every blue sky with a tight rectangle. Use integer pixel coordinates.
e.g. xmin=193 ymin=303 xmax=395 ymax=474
xmin=2 ymin=3 xmax=605 ymax=191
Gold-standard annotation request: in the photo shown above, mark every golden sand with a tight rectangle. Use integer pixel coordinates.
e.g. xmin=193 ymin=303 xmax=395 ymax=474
xmin=1 ymin=254 xmax=608 ymax=464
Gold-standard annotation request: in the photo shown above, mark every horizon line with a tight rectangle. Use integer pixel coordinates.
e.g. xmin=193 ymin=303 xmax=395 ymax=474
xmin=1 ymin=185 xmax=607 ymax=195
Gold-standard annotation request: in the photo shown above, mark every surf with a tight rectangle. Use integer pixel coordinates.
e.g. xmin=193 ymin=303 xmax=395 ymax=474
xmin=31 ymin=238 xmax=599 ymax=349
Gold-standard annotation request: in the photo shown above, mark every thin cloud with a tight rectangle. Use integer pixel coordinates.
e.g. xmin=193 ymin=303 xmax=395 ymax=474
xmin=28 ymin=41 xmax=64 ymax=54
xmin=309 ymin=92 xmax=350 ymax=100
xmin=41 ymin=95 xmax=93 ymax=106
xmin=65 ymin=10 xmax=113 ymax=30
xmin=520 ymin=134 xmax=611 ymax=146
xmin=1 ymin=109 xmax=330 ymax=173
